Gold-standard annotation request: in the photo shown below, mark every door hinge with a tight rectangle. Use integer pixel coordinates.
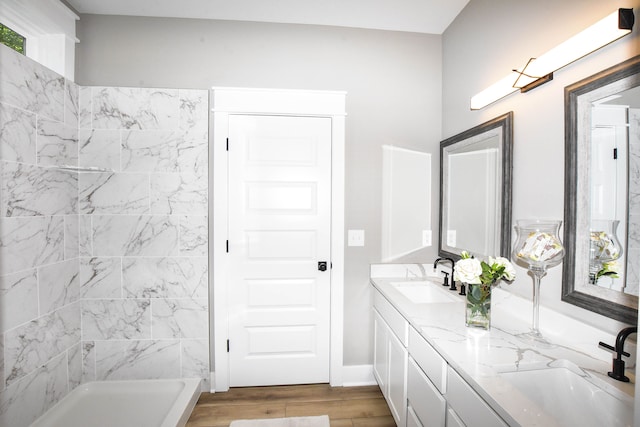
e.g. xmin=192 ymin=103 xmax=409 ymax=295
xmin=226 ymin=138 xmax=229 ymax=151
xmin=613 ymin=148 xmax=618 ymax=159
xmin=226 ymin=240 xmax=229 ymax=253
xmin=227 ymin=339 xmax=230 ymax=352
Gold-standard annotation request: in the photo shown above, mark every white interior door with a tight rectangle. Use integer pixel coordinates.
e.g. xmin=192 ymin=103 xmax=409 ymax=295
xmin=227 ymin=114 xmax=332 ymax=387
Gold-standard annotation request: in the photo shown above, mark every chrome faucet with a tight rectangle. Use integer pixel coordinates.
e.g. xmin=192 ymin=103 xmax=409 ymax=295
xmin=434 ymin=257 xmax=456 ymax=291
xmin=599 ymin=326 xmax=637 ymax=382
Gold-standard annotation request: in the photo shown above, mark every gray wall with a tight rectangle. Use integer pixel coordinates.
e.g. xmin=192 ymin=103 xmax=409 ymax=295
xmin=75 ymin=16 xmax=443 ymax=366
xmin=443 ymin=0 xmax=640 ymax=333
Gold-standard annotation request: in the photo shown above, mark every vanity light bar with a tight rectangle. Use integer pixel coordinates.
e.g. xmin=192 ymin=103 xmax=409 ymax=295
xmin=470 ymin=8 xmax=635 ymax=110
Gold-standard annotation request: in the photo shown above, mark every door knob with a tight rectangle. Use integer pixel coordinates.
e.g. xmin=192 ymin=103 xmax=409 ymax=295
xmin=318 ymin=262 xmax=328 ymax=271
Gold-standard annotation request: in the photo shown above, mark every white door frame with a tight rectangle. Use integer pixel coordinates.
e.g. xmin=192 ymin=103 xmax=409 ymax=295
xmin=210 ymin=87 xmax=346 ymax=392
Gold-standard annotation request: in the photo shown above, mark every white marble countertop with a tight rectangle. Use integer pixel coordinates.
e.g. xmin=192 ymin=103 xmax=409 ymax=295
xmin=370 ymin=264 xmax=635 ymax=427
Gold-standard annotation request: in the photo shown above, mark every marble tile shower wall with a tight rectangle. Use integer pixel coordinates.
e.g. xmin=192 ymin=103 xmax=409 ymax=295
xmin=77 ymin=87 xmax=209 ymax=385
xmin=0 ymin=44 xmax=81 ymax=426
xmin=0 ymin=43 xmax=209 ymax=427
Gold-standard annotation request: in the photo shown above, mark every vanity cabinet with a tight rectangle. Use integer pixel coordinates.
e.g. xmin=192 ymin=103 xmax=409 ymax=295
xmin=372 ymin=286 xmax=509 ymax=427
xmin=373 ymin=290 xmax=408 ymax=427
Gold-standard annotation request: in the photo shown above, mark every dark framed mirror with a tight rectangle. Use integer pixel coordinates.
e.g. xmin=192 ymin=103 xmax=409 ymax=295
xmin=563 ymin=55 xmax=640 ymax=325
xmin=439 ymin=112 xmax=513 ymax=260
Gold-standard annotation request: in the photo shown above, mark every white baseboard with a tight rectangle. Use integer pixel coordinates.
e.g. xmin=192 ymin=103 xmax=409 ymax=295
xmin=341 ymin=364 xmax=377 ymax=387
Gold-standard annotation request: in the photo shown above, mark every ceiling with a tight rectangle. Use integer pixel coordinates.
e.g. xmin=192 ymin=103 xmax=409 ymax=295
xmin=64 ymin=0 xmax=470 ymax=34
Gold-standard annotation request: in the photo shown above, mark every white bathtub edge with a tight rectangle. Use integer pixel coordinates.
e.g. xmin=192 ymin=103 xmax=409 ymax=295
xmin=163 ymin=378 xmax=202 ymax=427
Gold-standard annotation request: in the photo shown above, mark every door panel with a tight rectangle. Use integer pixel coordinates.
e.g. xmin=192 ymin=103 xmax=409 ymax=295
xmin=227 ymin=115 xmax=331 ymax=387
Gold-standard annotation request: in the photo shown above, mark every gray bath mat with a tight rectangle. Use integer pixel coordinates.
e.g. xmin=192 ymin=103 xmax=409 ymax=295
xmin=229 ymin=415 xmax=330 ymax=427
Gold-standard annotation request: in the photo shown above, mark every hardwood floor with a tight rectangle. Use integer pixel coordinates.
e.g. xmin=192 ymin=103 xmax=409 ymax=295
xmin=186 ymin=384 xmax=396 ymax=427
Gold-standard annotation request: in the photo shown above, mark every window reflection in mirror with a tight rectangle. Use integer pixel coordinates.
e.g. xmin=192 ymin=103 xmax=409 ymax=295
xmin=381 ymin=145 xmax=431 ymax=261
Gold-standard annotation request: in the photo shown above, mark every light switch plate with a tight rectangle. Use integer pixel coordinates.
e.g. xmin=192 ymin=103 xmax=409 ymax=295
xmin=348 ymin=229 xmax=365 ymax=247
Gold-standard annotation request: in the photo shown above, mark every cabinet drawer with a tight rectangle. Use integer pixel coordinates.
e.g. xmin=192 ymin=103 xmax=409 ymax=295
xmin=373 ymin=288 xmax=408 ymax=345
xmin=409 ymin=327 xmax=447 ymax=393
xmin=408 ymin=357 xmax=446 ymax=427
xmin=446 ymin=367 xmax=507 ymax=427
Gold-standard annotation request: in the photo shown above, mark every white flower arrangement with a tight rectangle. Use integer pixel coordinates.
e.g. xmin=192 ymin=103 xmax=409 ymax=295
xmin=454 ymin=251 xmax=516 ymax=286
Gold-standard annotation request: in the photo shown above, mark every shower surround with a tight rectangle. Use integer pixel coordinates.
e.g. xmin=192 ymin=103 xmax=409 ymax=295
xmin=0 ymin=43 xmax=209 ymax=427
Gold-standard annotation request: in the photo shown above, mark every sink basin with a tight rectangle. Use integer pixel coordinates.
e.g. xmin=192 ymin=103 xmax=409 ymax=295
xmin=498 ymin=364 xmax=633 ymax=427
xmin=390 ymin=281 xmax=460 ymax=304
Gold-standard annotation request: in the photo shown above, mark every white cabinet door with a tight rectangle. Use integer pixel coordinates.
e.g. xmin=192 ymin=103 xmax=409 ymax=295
xmin=373 ymin=309 xmax=389 ymax=392
xmin=388 ymin=329 xmax=408 ymax=427
xmin=445 ymin=407 xmax=465 ymax=427
xmin=373 ymin=306 xmax=408 ymax=427
xmin=407 ymin=406 xmax=424 ymax=427
xmin=408 ymin=357 xmax=446 ymax=427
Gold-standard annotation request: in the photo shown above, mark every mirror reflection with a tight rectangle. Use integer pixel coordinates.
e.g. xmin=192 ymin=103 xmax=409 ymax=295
xmin=439 ymin=112 xmax=513 ymax=260
xmin=588 ymin=87 xmax=640 ymax=296
xmin=563 ymin=55 xmax=640 ymax=324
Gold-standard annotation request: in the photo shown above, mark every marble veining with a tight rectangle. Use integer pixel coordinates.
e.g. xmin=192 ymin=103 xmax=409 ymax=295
xmin=179 ymin=90 xmax=209 ymax=132
xmin=82 ymin=299 xmax=151 ymax=340
xmin=151 ymin=298 xmax=208 ymax=339
xmin=176 ymin=128 xmax=208 ymax=177
xmin=78 ymin=215 xmax=92 ymax=257
xmin=78 ymin=86 xmax=92 ymax=129
xmin=122 ymin=257 xmax=207 ymax=299
xmin=0 ymin=352 xmax=68 ymax=427
xmin=0 ymin=102 xmax=37 ymax=163
xmin=64 ymin=81 xmax=79 ymax=129
xmin=37 ymin=259 xmax=79 ymax=315
xmin=67 ymin=343 xmax=82 ymax=391
xmin=180 ymin=339 xmax=209 ymax=384
xmin=4 ymin=302 xmax=80 ymax=386
xmin=64 ymin=215 xmax=79 ymax=259
xmin=36 ymin=117 xmax=78 ymax=167
xmin=92 ymin=87 xmax=179 ymax=130
xmin=80 ymin=257 xmax=122 ymax=299
xmin=0 ymin=216 xmax=65 ymax=275
xmin=0 ymin=44 xmax=64 ymax=123
xmin=79 ymin=172 xmax=149 ymax=214
xmin=92 ymin=215 xmax=179 ymax=256
xmin=2 ymin=162 xmax=78 ymax=216
xmin=0 ymin=269 xmax=38 ymax=332
xmin=179 ymin=215 xmax=208 ymax=256
xmin=150 ymin=173 xmax=207 ymax=214
xmin=121 ymin=130 xmax=183 ymax=172
xmin=78 ymin=128 xmax=120 ymax=170
xmin=94 ymin=339 xmax=181 ymax=381
xmin=626 ymin=109 xmax=640 ymax=295
xmin=81 ymin=342 xmax=96 ymax=383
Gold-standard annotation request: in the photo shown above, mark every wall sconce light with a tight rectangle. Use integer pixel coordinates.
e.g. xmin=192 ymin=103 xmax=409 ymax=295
xmin=470 ymin=8 xmax=635 ymax=110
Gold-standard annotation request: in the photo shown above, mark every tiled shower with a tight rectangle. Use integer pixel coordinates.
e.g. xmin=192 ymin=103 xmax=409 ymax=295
xmin=0 ymin=43 xmax=210 ymax=426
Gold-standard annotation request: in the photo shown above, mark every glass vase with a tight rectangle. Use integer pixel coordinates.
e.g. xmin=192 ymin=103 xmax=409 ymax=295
xmin=589 ymin=219 xmax=623 ymax=284
xmin=465 ymin=283 xmax=492 ymax=330
xmin=512 ymin=219 xmax=564 ymax=341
